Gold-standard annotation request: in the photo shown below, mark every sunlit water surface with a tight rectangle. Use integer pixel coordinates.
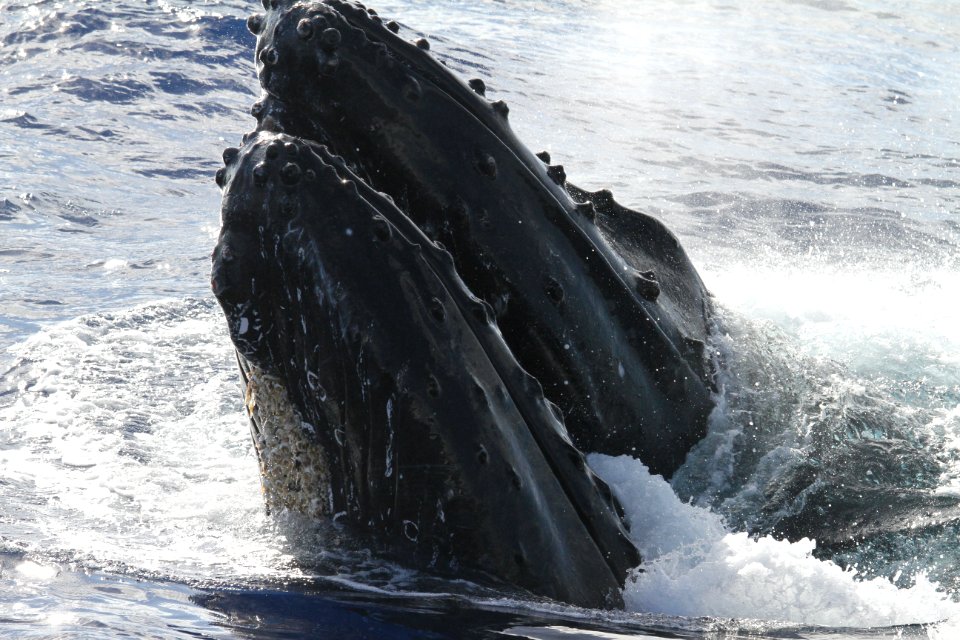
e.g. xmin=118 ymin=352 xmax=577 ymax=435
xmin=1 ymin=0 xmax=958 ymax=638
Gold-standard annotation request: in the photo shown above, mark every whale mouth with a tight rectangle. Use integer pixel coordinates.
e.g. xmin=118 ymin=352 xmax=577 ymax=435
xmin=212 ymin=0 xmax=715 ymax=609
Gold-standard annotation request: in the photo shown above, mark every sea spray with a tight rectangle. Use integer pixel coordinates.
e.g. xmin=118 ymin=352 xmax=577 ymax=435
xmin=704 ymin=263 xmax=960 ymax=387
xmin=591 ymin=454 xmax=960 ymax=627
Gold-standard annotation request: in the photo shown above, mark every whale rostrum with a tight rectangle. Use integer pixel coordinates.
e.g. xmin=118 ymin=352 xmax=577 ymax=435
xmin=213 ymin=0 xmax=716 ymax=608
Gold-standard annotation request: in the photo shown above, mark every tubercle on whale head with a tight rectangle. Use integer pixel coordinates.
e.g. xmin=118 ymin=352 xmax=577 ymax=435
xmin=251 ymin=2 xmax=357 ymax=100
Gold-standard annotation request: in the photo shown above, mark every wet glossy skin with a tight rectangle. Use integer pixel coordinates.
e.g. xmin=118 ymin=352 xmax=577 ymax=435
xmin=213 ymin=0 xmax=716 ymax=608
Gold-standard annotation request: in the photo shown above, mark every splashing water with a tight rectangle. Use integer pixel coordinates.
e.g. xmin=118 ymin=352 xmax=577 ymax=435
xmin=592 ymin=454 xmax=959 ymax=628
xmin=0 ymin=299 xmax=294 ymax=581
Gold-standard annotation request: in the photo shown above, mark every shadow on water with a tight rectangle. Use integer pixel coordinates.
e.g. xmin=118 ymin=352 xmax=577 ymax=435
xmin=0 ymin=548 xmax=939 ymax=640
xmin=194 ymin=588 xmax=552 ymax=640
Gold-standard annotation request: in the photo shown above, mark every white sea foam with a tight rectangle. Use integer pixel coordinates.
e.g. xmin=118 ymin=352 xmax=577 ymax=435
xmin=590 ymin=454 xmax=960 ymax=628
xmin=4 ymin=292 xmax=959 ymax=631
xmin=0 ymin=299 xmax=299 ymax=582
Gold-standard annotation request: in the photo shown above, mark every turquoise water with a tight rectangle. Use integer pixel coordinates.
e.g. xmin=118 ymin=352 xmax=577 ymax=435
xmin=1 ymin=0 xmax=958 ymax=637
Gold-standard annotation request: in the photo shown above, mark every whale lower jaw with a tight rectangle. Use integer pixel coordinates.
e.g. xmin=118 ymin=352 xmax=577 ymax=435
xmin=213 ymin=132 xmax=639 ymax=609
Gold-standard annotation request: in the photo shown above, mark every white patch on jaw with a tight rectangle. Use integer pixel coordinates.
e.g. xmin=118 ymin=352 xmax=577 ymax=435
xmin=306 ymin=371 xmax=326 ymax=400
xmin=243 ymin=361 xmax=331 ymax=519
xmin=384 ymin=398 xmax=394 ymax=478
xmin=238 ymin=317 xmax=249 ymax=334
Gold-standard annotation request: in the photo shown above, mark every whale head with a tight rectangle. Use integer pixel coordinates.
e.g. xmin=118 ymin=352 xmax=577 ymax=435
xmin=212 ymin=131 xmax=640 ymax=608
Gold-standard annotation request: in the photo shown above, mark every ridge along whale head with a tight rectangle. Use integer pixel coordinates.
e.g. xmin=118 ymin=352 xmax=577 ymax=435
xmin=212 ymin=130 xmax=640 ymax=609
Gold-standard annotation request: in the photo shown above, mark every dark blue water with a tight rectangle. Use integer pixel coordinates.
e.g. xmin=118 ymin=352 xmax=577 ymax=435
xmin=2 ymin=0 xmax=959 ymax=637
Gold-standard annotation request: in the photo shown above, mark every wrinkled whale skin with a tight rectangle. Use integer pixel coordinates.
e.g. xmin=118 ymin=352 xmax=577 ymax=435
xmin=212 ymin=132 xmax=640 ymax=608
xmin=245 ymin=0 xmax=715 ymax=477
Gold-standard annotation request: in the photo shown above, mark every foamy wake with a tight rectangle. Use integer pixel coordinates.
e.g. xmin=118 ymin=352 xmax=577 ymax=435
xmin=590 ymin=454 xmax=960 ymax=630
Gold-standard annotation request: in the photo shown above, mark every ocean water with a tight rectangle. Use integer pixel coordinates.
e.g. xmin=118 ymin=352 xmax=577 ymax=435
xmin=1 ymin=0 xmax=958 ymax=638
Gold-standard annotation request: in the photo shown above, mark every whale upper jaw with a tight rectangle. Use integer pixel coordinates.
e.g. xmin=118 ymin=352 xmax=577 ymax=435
xmin=244 ymin=0 xmax=715 ymax=478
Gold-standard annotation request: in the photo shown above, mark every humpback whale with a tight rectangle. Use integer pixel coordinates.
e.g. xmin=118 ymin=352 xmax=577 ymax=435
xmin=212 ymin=0 xmax=714 ymax=608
